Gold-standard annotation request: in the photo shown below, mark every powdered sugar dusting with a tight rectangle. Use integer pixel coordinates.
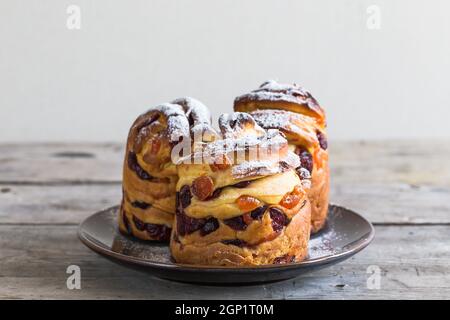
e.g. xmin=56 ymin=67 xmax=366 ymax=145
xmin=171 ymin=97 xmax=218 ymax=141
xmin=250 ymin=109 xmax=319 ymax=145
xmin=234 ymin=80 xmax=322 ymax=114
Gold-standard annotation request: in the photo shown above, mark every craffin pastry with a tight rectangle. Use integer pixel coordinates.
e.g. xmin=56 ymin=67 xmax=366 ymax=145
xmin=170 ymin=112 xmax=311 ymax=266
xmin=234 ymin=80 xmax=329 ymax=233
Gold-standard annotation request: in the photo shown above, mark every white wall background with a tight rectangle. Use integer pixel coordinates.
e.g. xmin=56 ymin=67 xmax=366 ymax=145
xmin=1 ymin=0 xmax=449 ymax=142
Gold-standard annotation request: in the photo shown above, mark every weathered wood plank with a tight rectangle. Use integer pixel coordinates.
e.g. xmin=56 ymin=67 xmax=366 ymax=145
xmin=0 ymin=182 xmax=449 ymax=225
xmin=0 ymin=184 xmax=122 ymax=224
xmin=331 ymin=140 xmax=450 ymax=187
xmin=0 ymin=225 xmax=448 ymax=299
xmin=0 ymin=143 xmax=124 ymax=183
xmin=0 ymin=141 xmax=449 ymax=187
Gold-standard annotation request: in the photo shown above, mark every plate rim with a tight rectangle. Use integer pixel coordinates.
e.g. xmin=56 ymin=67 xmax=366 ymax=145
xmin=78 ymin=204 xmax=375 ymax=272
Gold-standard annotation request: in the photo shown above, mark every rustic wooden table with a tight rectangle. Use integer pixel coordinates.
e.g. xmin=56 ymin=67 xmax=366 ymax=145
xmin=0 ymin=141 xmax=449 ymax=299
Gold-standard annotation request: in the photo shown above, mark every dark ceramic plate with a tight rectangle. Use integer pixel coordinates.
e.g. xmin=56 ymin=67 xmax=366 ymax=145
xmin=78 ymin=205 xmax=374 ymax=284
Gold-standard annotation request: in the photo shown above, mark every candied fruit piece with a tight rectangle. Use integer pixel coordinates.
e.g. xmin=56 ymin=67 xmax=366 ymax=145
xmin=279 ymin=193 xmax=301 ymax=209
xmin=236 ymin=195 xmax=261 ymax=212
xmin=191 ymin=176 xmax=214 ymax=200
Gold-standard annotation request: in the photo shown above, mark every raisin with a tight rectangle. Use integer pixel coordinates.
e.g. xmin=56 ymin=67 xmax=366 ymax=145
xmin=191 ymin=176 xmax=214 ymax=200
xmin=223 ymin=215 xmax=248 ymax=231
xmin=131 ymin=201 xmax=151 ymax=210
xmin=200 ymin=218 xmax=219 ymax=236
xmin=317 ymin=131 xmax=328 ymax=150
xmin=179 ymin=185 xmax=192 ymax=208
xmin=232 ymin=180 xmax=252 ymax=188
xmin=295 ymin=147 xmax=313 ymax=174
xmin=127 ymin=151 xmax=154 ymax=180
xmin=273 ymin=254 xmax=296 ymax=264
xmin=236 ymin=195 xmax=261 ymax=212
xmin=269 ymin=207 xmax=290 ymax=232
xmin=122 ymin=211 xmax=132 ymax=235
xmin=221 ymin=239 xmax=247 ymax=247
xmin=176 ymin=211 xmax=205 ymax=236
xmin=132 ymin=215 xmax=146 ymax=231
xmin=250 ymin=205 xmax=268 ymax=220
xmin=205 ymin=187 xmax=222 ymax=201
xmin=146 ymin=223 xmax=171 ymax=241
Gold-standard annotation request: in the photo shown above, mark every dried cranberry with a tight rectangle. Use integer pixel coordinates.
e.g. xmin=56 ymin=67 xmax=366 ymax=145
xmin=132 ymin=215 xmax=146 ymax=231
xmin=205 ymin=187 xmax=222 ymax=201
xmin=200 ymin=218 xmax=219 ymax=236
xmin=179 ymin=185 xmax=192 ymax=208
xmin=122 ymin=211 xmax=132 ymax=234
xmin=176 ymin=211 xmax=205 ymax=236
xmin=250 ymin=205 xmax=268 ymax=220
xmin=221 ymin=239 xmax=247 ymax=247
xmin=269 ymin=207 xmax=289 ymax=232
xmin=273 ymin=254 xmax=295 ymax=264
xmin=232 ymin=180 xmax=252 ymax=188
xmin=127 ymin=152 xmax=154 ymax=180
xmin=295 ymin=147 xmax=313 ymax=174
xmin=317 ymin=131 xmax=328 ymax=150
xmin=131 ymin=201 xmax=151 ymax=210
xmin=223 ymin=215 xmax=248 ymax=231
xmin=146 ymin=223 xmax=171 ymax=241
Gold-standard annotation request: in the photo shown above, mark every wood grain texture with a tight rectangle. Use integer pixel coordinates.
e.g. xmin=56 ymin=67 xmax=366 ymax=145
xmin=0 ymin=225 xmax=448 ymax=299
xmin=0 ymin=183 xmax=448 ymax=225
xmin=0 ymin=142 xmax=449 ymax=224
xmin=1 ymin=141 xmax=449 ymax=186
xmin=0 ymin=141 xmax=448 ymax=299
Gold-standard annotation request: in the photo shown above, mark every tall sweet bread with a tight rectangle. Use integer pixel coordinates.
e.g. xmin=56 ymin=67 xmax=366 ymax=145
xmin=119 ymin=97 xmax=217 ymax=241
xmin=170 ymin=112 xmax=312 ymax=266
xmin=234 ymin=80 xmax=329 ymax=233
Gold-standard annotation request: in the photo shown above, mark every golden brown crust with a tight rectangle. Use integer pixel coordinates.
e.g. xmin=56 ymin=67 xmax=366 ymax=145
xmin=170 ymin=200 xmax=311 ymax=266
xmin=233 ymin=85 xmax=329 ymax=233
xmin=120 ymin=98 xmax=217 ymax=241
xmin=249 ymin=110 xmax=330 ymax=233
xmin=170 ymin=115 xmax=311 ymax=265
xmin=234 ymin=80 xmax=326 ymax=126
